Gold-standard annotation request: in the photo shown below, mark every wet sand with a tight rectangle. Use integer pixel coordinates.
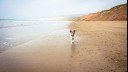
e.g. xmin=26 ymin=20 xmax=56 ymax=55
xmin=0 ymin=21 xmax=127 ymax=72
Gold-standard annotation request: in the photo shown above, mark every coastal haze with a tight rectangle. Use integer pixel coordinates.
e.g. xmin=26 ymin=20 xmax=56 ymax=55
xmin=0 ymin=0 xmax=127 ymax=72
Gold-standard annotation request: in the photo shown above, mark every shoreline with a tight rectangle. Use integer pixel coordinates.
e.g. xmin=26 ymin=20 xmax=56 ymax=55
xmin=0 ymin=21 xmax=127 ymax=72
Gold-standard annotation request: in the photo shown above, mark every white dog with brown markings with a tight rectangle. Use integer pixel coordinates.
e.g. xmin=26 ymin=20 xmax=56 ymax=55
xmin=70 ymin=29 xmax=76 ymax=44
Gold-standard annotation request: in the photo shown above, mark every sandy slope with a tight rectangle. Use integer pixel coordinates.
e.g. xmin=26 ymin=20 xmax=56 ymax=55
xmin=0 ymin=21 xmax=127 ymax=72
xmin=73 ymin=4 xmax=127 ymax=21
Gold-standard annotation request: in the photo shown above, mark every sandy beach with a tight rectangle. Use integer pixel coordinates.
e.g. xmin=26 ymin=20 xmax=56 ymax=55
xmin=0 ymin=21 xmax=127 ymax=72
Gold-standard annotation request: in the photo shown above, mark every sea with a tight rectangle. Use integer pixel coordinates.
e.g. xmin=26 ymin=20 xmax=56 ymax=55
xmin=0 ymin=20 xmax=71 ymax=51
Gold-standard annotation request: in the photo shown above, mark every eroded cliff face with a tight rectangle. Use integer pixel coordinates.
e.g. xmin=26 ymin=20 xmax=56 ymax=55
xmin=74 ymin=4 xmax=127 ymax=21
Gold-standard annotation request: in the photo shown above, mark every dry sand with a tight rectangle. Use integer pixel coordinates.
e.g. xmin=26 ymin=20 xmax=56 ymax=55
xmin=0 ymin=21 xmax=127 ymax=72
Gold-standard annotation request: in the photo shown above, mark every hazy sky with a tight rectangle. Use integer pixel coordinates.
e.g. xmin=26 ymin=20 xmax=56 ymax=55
xmin=0 ymin=0 xmax=127 ymax=19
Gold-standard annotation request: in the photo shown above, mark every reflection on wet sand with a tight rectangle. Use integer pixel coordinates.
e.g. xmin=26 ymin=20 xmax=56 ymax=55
xmin=70 ymin=43 xmax=76 ymax=58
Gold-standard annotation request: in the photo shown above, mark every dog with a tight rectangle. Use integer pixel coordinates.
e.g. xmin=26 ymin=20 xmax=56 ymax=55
xmin=70 ymin=29 xmax=76 ymax=44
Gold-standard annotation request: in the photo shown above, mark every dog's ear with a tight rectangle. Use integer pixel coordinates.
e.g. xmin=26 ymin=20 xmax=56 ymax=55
xmin=70 ymin=30 xmax=72 ymax=32
xmin=73 ymin=30 xmax=76 ymax=32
